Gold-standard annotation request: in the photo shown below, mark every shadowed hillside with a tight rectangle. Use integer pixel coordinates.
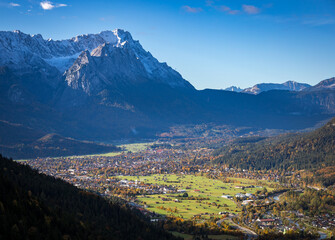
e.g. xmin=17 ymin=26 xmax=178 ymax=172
xmin=213 ymin=117 xmax=335 ymax=172
xmin=0 ymin=155 xmax=178 ymax=240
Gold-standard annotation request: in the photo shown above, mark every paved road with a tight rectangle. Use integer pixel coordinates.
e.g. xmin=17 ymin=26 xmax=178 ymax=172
xmin=217 ymin=217 xmax=258 ymax=239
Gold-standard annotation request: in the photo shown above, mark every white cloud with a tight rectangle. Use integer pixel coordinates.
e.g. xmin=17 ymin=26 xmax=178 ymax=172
xmin=242 ymin=5 xmax=260 ymax=15
xmin=40 ymin=1 xmax=54 ymax=10
xmin=40 ymin=1 xmax=67 ymax=10
xmin=9 ymin=2 xmax=20 ymax=7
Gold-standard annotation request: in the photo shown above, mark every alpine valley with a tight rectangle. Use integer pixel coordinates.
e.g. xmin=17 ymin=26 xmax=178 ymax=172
xmin=2 ymin=25 xmax=335 ymax=240
xmin=1 ymin=29 xmax=335 ymax=158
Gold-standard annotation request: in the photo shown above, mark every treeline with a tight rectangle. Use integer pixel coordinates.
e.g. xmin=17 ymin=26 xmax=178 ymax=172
xmin=298 ymin=166 xmax=335 ymax=188
xmin=213 ymin=117 xmax=335 ymax=172
xmin=0 ymin=155 xmax=177 ymax=240
xmin=162 ymin=216 xmax=244 ymax=238
xmin=281 ymin=188 xmax=335 ymax=216
xmin=0 ymin=133 xmax=120 ymax=159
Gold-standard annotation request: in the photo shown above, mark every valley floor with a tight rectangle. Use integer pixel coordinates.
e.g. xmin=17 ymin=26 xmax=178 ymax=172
xmin=22 ymin=137 xmax=334 ymax=239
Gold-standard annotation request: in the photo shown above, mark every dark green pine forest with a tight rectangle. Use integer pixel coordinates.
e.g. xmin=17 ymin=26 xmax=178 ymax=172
xmin=213 ymin=117 xmax=335 ymax=175
xmin=0 ymin=156 xmax=177 ymax=240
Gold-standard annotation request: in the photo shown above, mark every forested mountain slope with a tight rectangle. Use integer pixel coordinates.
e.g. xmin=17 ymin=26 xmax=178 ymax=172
xmin=213 ymin=117 xmax=335 ymax=171
xmin=0 ymin=156 xmax=177 ymax=240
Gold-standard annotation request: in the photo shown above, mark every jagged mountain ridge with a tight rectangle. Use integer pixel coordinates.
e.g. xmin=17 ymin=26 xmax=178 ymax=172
xmin=0 ymin=29 xmax=193 ymax=91
xmin=224 ymin=86 xmax=243 ymax=92
xmin=304 ymin=77 xmax=335 ymax=92
xmin=227 ymin=80 xmax=311 ymax=95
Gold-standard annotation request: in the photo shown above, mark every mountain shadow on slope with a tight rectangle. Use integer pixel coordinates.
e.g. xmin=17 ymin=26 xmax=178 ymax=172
xmin=0 ymin=155 xmax=178 ymax=240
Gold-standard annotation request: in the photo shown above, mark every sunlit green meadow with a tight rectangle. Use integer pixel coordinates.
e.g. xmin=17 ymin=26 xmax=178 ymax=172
xmin=118 ymin=174 xmax=275 ymax=219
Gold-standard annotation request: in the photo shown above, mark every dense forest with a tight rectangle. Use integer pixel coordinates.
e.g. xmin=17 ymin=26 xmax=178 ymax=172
xmin=0 ymin=127 xmax=120 ymax=159
xmin=0 ymin=155 xmax=177 ymax=240
xmin=213 ymin=117 xmax=335 ymax=171
xmin=280 ymin=189 xmax=335 ymax=216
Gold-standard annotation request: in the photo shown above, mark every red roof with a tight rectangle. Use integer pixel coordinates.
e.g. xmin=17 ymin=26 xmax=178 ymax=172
xmin=259 ymin=219 xmax=275 ymax=222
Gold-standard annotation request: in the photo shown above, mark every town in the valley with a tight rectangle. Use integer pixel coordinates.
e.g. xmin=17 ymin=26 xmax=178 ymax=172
xmin=22 ymin=128 xmax=335 ymax=239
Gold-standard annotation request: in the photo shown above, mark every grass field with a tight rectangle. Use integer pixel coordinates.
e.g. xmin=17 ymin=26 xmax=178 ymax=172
xmin=70 ymin=151 xmax=122 ymax=158
xmin=16 ymin=142 xmax=155 ymax=161
xmin=119 ymin=142 xmax=155 ymax=152
xmin=51 ymin=142 xmax=155 ymax=159
xmin=118 ymin=174 xmax=276 ymax=219
xmin=170 ymin=231 xmax=239 ymax=240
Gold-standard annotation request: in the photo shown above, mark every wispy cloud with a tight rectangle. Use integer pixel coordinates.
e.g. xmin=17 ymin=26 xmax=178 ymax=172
xmin=9 ymin=2 xmax=20 ymax=7
xmin=302 ymin=17 xmax=335 ymax=26
xmin=40 ymin=1 xmax=67 ymax=10
xmin=182 ymin=5 xmax=203 ymax=13
xmin=242 ymin=5 xmax=261 ymax=15
xmin=206 ymin=1 xmax=244 ymax=15
xmin=215 ymin=5 xmax=240 ymax=15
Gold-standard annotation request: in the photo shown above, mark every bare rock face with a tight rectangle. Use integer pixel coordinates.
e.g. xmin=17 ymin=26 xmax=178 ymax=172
xmin=0 ymin=29 xmax=194 ymax=96
xmin=305 ymin=77 xmax=335 ymax=92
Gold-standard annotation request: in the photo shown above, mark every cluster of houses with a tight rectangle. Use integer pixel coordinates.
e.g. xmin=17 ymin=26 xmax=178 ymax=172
xmin=235 ymin=192 xmax=255 ymax=199
xmin=256 ymin=218 xmax=278 ymax=229
xmin=117 ymin=179 xmax=177 ymax=194
xmin=221 ymin=192 xmax=256 ymax=200
xmin=311 ymin=213 xmax=335 ymax=230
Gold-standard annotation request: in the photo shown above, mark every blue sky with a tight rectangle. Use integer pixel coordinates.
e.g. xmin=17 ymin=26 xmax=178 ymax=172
xmin=1 ymin=0 xmax=335 ymax=89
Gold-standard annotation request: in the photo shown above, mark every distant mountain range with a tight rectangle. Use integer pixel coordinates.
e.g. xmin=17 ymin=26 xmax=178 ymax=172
xmin=225 ymin=78 xmax=335 ymax=95
xmin=304 ymin=77 xmax=335 ymax=92
xmin=225 ymin=80 xmax=311 ymax=94
xmin=224 ymin=86 xmax=243 ymax=92
xmin=1 ymin=29 xmax=335 ymax=158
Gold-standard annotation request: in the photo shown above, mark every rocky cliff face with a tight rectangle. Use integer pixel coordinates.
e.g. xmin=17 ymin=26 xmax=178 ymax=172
xmin=0 ymin=29 xmax=193 ymax=94
xmin=305 ymin=77 xmax=335 ymax=92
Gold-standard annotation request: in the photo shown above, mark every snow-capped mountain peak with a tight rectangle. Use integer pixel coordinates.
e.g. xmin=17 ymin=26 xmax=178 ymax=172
xmin=224 ymin=86 xmax=243 ymax=92
xmin=242 ymin=81 xmax=311 ymax=95
xmin=0 ymin=29 xmax=142 ymax=70
xmin=224 ymin=81 xmax=311 ymax=94
xmin=70 ymin=29 xmax=132 ymax=48
xmin=0 ymin=29 xmax=194 ymax=90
